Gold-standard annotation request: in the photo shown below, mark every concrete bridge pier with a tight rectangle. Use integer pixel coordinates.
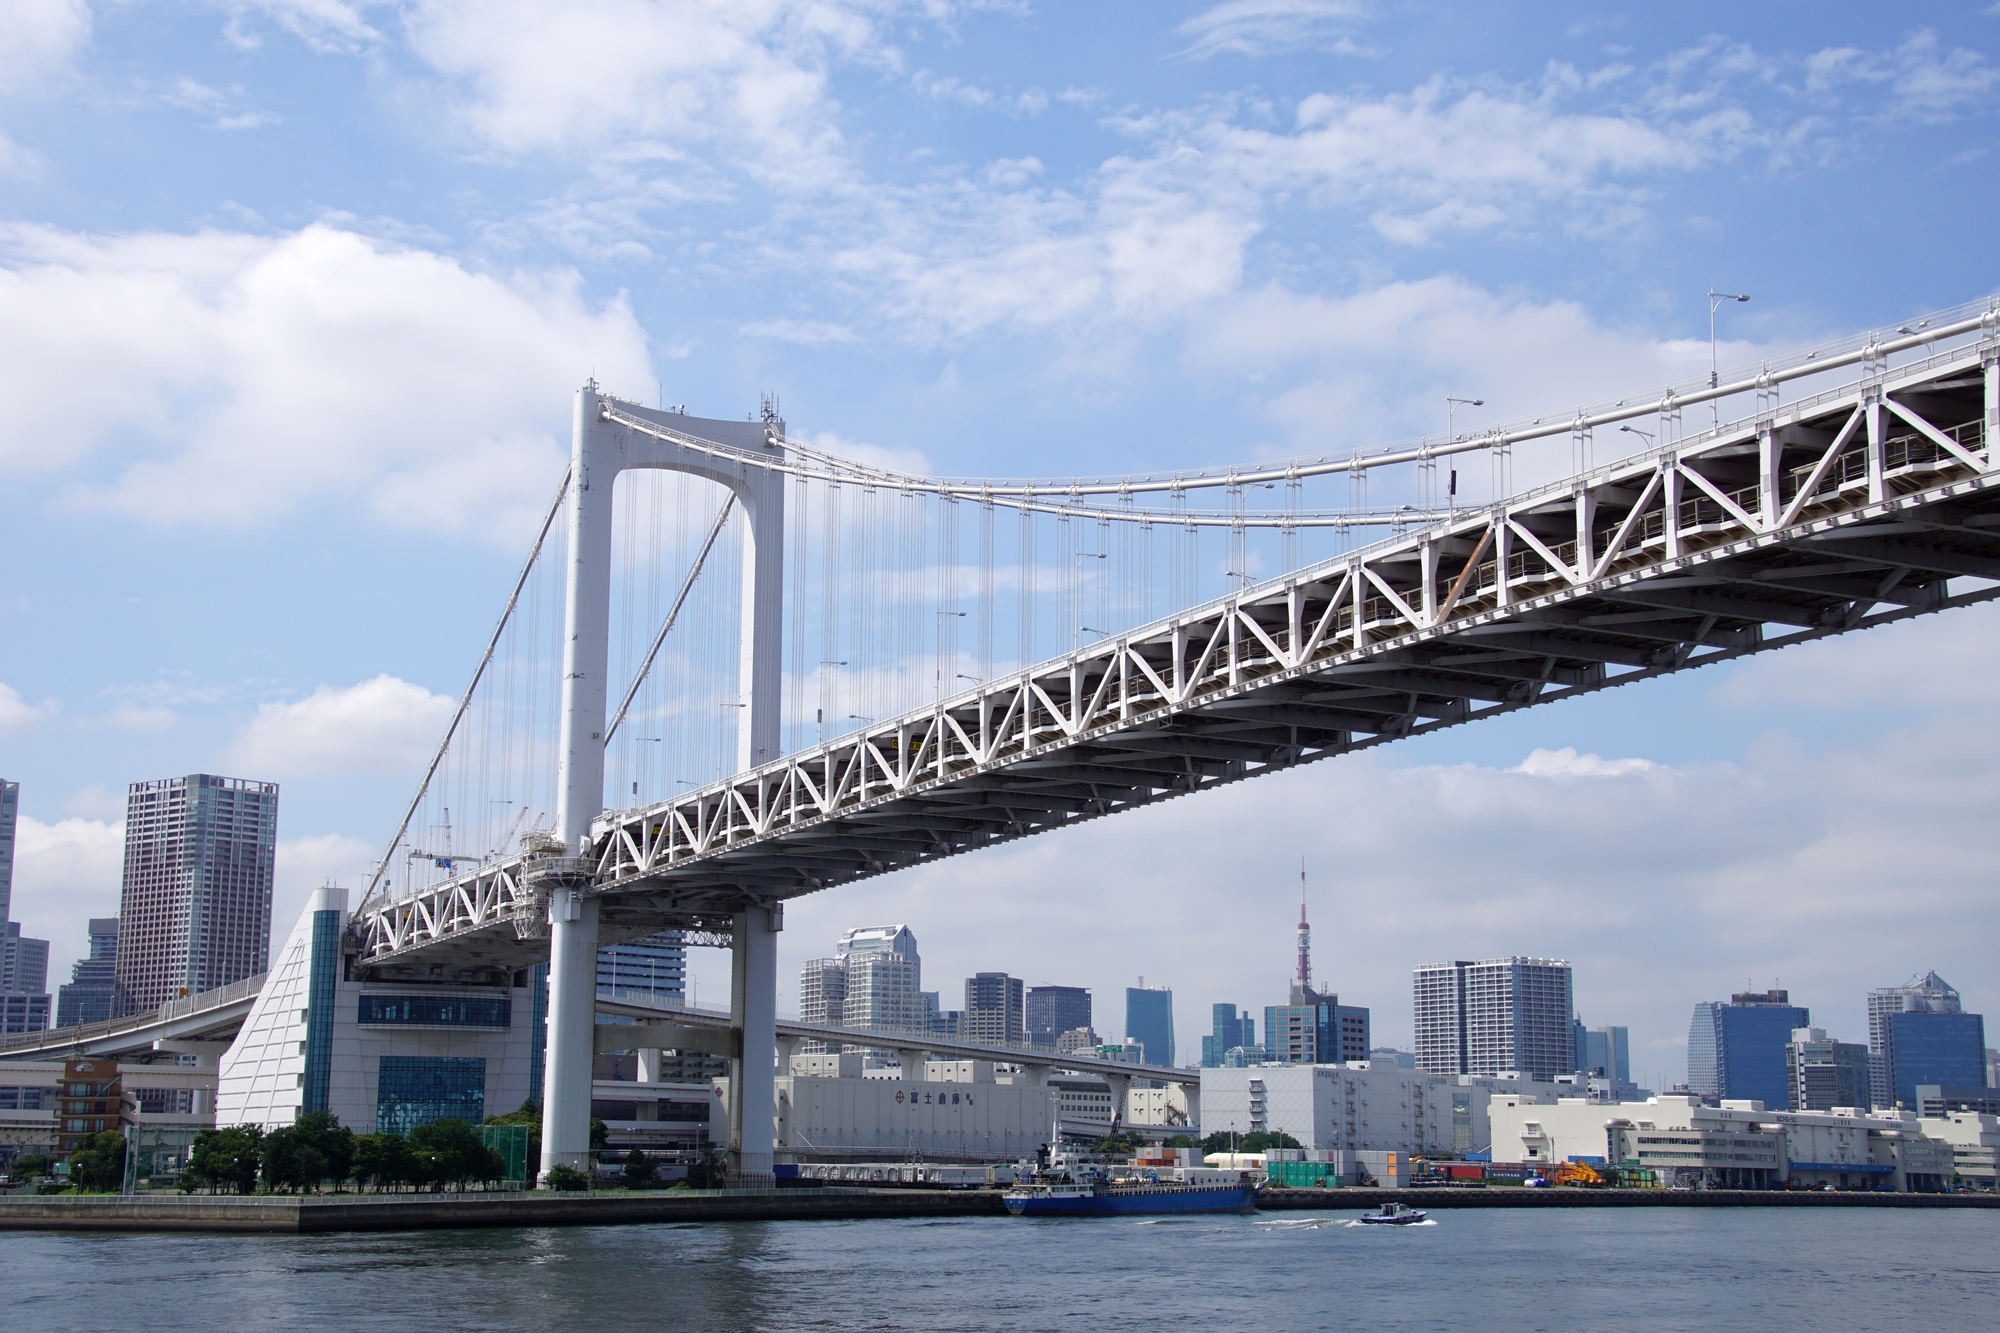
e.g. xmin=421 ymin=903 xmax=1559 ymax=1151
xmin=728 ymin=903 xmax=780 ymax=1187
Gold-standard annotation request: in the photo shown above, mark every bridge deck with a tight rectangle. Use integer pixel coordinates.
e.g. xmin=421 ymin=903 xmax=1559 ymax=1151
xmin=358 ymin=337 xmax=2000 ymax=980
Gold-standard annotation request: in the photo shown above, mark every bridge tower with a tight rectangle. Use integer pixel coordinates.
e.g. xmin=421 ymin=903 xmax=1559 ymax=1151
xmin=543 ymin=384 xmax=785 ymax=1184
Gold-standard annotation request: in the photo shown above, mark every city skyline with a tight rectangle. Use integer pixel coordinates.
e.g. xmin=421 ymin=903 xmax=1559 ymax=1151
xmin=3 ymin=3 xmax=1999 ymax=1085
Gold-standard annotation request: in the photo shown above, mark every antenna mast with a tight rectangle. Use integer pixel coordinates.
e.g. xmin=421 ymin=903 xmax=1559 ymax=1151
xmin=1296 ymin=858 xmax=1311 ymax=990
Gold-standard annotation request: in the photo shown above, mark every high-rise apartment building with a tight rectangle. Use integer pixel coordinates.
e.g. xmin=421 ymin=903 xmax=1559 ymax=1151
xmin=1414 ymin=958 xmax=1574 ymax=1081
xmin=1125 ymin=985 xmax=1175 ymax=1067
xmin=56 ymin=918 xmax=120 ymax=1027
xmin=1869 ymin=971 xmax=1986 ymax=1109
xmin=796 ymin=925 xmax=924 ymax=1055
xmin=595 ymin=930 xmax=685 ymax=1004
xmin=114 ymin=774 xmax=278 ymax=1014
xmin=964 ymin=972 xmax=1025 ymax=1046
xmin=1786 ymin=1027 xmax=1870 ymax=1112
xmin=1026 ymin=985 xmax=1092 ymax=1049
xmin=0 ymin=779 xmax=52 ymax=1035
xmin=1203 ymin=1003 xmax=1257 ymax=1067
xmin=1688 ymin=990 xmax=1810 ymax=1109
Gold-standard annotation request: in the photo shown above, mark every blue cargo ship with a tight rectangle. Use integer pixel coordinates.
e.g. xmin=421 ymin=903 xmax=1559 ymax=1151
xmin=1001 ymin=1179 xmax=1259 ymax=1216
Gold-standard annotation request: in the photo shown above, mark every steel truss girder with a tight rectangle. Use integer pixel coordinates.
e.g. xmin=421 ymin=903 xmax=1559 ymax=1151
xmin=355 ymin=335 xmax=2000 ymax=967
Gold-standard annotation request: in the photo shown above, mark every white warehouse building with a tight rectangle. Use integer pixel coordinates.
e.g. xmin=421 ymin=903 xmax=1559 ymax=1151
xmin=1487 ymin=1094 xmax=1959 ymax=1191
xmin=1200 ymin=1063 xmax=1562 ymax=1156
xmin=765 ymin=1054 xmax=1055 ymax=1159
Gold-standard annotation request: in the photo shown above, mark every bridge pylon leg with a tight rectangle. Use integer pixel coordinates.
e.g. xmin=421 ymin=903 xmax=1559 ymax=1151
xmin=728 ymin=903 xmax=779 ymax=1187
xmin=540 ymin=893 xmax=599 ymax=1179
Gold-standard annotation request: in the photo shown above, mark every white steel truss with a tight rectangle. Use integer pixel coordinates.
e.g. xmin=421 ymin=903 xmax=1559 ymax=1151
xmin=356 ymin=326 xmax=2000 ymax=981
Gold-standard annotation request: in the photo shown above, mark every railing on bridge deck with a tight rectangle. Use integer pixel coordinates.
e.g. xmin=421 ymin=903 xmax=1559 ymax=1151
xmin=354 ymin=306 xmax=2000 ymax=968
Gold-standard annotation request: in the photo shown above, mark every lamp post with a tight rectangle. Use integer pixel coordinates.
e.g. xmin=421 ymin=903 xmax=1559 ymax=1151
xmin=1446 ymin=396 xmax=1484 ymax=513
xmin=816 ymin=660 xmax=846 ymax=744
xmin=1709 ymin=290 xmax=1750 ymax=426
xmin=934 ymin=611 xmax=965 ymax=701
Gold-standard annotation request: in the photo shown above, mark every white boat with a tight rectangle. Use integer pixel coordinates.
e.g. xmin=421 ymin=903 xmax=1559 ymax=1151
xmin=1356 ymin=1201 xmax=1429 ymax=1225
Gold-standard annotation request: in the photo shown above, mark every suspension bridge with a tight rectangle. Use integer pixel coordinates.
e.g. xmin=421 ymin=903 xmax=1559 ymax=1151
xmin=272 ymin=298 xmax=2000 ymax=1180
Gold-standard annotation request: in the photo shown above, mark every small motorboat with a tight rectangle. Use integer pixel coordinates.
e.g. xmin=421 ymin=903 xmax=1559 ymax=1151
xmin=1356 ymin=1201 xmax=1429 ymax=1225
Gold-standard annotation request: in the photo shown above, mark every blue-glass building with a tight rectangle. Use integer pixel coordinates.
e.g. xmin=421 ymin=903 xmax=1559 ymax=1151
xmin=1202 ymin=1003 xmax=1256 ymax=1067
xmin=1124 ymin=986 xmax=1175 ymax=1067
xmin=1890 ymin=1009 xmax=1987 ymax=1108
xmin=1688 ymin=990 xmax=1810 ymax=1109
xmin=1265 ymin=984 xmax=1370 ymax=1066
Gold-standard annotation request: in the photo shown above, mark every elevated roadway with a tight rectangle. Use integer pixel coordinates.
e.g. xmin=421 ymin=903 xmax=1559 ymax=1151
xmin=355 ymin=321 xmax=2000 ymax=979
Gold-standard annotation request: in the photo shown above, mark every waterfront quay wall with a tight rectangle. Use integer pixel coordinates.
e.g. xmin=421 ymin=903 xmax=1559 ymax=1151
xmin=0 ymin=1188 xmax=1006 ymax=1233
xmin=3 ymin=1186 xmax=1992 ymax=1233
xmin=1259 ymin=1187 xmax=2000 ymax=1211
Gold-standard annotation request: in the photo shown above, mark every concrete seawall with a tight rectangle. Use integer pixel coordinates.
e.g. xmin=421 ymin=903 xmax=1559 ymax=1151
xmin=2 ymin=1186 xmax=1992 ymax=1233
xmin=0 ymin=1188 xmax=1007 ymax=1233
xmin=1260 ymin=1187 xmax=2000 ymax=1211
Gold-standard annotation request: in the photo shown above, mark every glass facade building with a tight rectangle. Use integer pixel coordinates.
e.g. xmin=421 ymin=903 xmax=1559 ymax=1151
xmin=1688 ymin=990 xmax=1810 ymax=1109
xmin=1026 ymin=985 xmax=1092 ymax=1049
xmin=595 ymin=931 xmax=685 ymax=1004
xmin=1202 ymin=1003 xmax=1257 ymax=1067
xmin=965 ymin=972 xmax=1025 ymax=1046
xmin=56 ymin=919 xmax=119 ymax=1028
xmin=1870 ymin=972 xmax=1982 ymax=1109
xmin=1124 ymin=986 xmax=1175 ymax=1067
xmin=0 ymin=779 xmax=51 ymax=1034
xmin=376 ymin=1055 xmax=487 ymax=1134
xmin=1889 ymin=1010 xmax=1987 ymax=1108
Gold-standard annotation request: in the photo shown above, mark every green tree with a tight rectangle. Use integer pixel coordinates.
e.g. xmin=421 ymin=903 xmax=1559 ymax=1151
xmin=352 ymin=1133 xmax=413 ymax=1193
xmin=685 ymin=1143 xmax=724 ymax=1190
xmin=409 ymin=1118 xmax=489 ymax=1192
xmin=68 ymin=1131 xmax=129 ymax=1192
xmin=185 ymin=1125 xmax=264 ymax=1195
xmin=621 ymin=1149 xmax=657 ymax=1189
xmin=1163 ymin=1136 xmax=1200 ymax=1150
xmin=11 ymin=1153 xmax=53 ymax=1180
xmin=261 ymin=1127 xmax=327 ymax=1194
xmin=1198 ymin=1129 xmax=1301 ymax=1155
xmin=543 ymin=1163 xmax=590 ymax=1192
xmin=291 ymin=1111 xmax=357 ymax=1190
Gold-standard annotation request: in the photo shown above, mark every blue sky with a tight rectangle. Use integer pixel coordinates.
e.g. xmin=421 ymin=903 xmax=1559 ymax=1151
xmin=3 ymin=1 xmax=1999 ymax=1077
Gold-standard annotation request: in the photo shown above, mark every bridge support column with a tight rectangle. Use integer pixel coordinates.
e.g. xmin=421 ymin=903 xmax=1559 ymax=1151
xmin=728 ymin=903 xmax=779 ymax=1187
xmin=541 ymin=893 xmax=599 ymax=1176
xmin=1183 ymin=1082 xmax=1201 ymax=1132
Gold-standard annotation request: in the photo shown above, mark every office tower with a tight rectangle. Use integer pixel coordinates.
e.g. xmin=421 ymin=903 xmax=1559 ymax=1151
xmin=1265 ymin=986 xmax=1369 ymax=1066
xmin=964 ymin=972 xmax=1025 ymax=1046
xmin=798 ymin=924 xmax=924 ymax=1054
xmin=1203 ymin=1003 xmax=1257 ymax=1067
xmin=1869 ymin=971 xmax=1986 ymax=1109
xmin=1055 ymin=1026 xmax=1100 ymax=1054
xmin=114 ymin=774 xmax=279 ymax=1015
xmin=1413 ymin=957 xmax=1574 ymax=1080
xmin=0 ymin=779 xmax=52 ymax=1034
xmin=1574 ymin=1021 xmax=1633 ymax=1085
xmin=595 ymin=930 xmax=685 ymax=1004
xmin=1026 ymin=985 xmax=1092 ymax=1049
xmin=1687 ymin=990 xmax=1811 ymax=1109
xmin=56 ymin=918 xmax=120 ymax=1027
xmin=1125 ymin=984 xmax=1175 ymax=1067
xmin=1786 ymin=1027 xmax=1871 ymax=1112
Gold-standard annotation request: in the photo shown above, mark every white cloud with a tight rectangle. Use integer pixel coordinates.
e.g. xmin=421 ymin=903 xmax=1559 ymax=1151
xmin=271 ymin=831 xmax=378 ymax=951
xmin=0 ymin=681 xmax=52 ymax=733
xmin=751 ymin=670 xmax=2000 ymax=1083
xmin=400 ymin=0 xmax=893 ymax=187
xmin=0 ymin=0 xmax=91 ymax=95
xmin=1806 ymin=29 xmax=1999 ymax=120
xmin=227 ymin=675 xmax=455 ymax=776
xmin=9 ymin=815 xmax=124 ymax=986
xmin=0 ymin=222 xmax=653 ymax=533
xmin=1511 ymin=747 xmax=1658 ymax=778
xmin=212 ymin=0 xmax=384 ymax=53
xmin=1175 ymin=0 xmax=1373 ymax=60
xmin=741 ymin=317 xmax=859 ymax=344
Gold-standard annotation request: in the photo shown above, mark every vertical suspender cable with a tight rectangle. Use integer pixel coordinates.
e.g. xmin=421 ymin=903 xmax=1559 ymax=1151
xmin=359 ymin=467 xmax=571 ymax=914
